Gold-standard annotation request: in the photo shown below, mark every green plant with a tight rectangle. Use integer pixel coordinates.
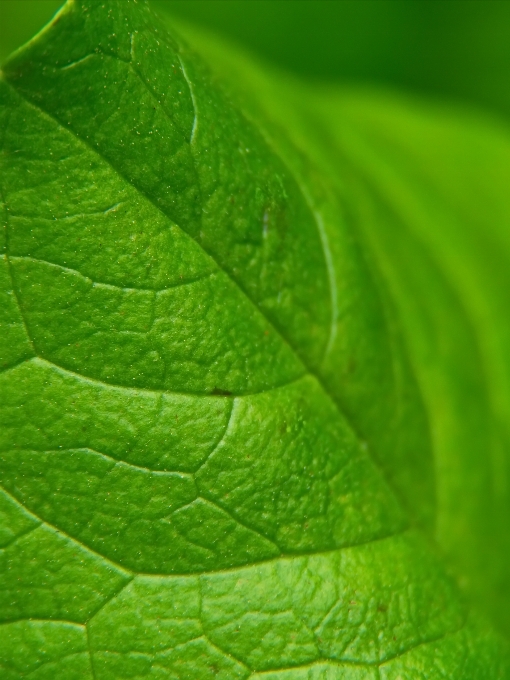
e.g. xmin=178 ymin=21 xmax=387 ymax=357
xmin=1 ymin=1 xmax=510 ymax=677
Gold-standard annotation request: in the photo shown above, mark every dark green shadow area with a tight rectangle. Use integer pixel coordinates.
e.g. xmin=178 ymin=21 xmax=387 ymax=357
xmin=153 ymin=0 xmax=510 ymax=118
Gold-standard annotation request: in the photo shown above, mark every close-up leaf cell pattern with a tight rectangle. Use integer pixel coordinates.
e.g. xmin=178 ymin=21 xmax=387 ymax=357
xmin=1 ymin=1 xmax=510 ymax=678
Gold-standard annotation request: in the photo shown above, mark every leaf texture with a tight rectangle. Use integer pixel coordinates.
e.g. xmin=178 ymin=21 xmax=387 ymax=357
xmin=0 ymin=1 xmax=509 ymax=678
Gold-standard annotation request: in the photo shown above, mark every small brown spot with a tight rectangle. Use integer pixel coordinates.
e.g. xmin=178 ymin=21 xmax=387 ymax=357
xmin=211 ymin=387 xmax=232 ymax=397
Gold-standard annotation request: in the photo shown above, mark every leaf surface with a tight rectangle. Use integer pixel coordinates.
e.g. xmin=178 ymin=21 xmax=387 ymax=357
xmin=0 ymin=1 xmax=509 ymax=678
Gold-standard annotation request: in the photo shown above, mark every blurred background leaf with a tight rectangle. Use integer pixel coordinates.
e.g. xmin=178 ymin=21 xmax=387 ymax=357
xmin=0 ymin=1 xmax=63 ymax=62
xmin=2 ymin=0 xmax=510 ymax=120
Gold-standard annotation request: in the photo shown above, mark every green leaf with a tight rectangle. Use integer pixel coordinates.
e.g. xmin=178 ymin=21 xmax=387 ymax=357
xmin=0 ymin=1 xmax=509 ymax=678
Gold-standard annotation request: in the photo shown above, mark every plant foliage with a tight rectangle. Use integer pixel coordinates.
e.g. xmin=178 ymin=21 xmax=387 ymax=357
xmin=1 ymin=1 xmax=510 ymax=677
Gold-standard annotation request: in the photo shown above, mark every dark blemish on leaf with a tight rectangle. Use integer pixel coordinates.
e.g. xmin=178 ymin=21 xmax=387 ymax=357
xmin=377 ymin=603 xmax=388 ymax=613
xmin=210 ymin=387 xmax=232 ymax=397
